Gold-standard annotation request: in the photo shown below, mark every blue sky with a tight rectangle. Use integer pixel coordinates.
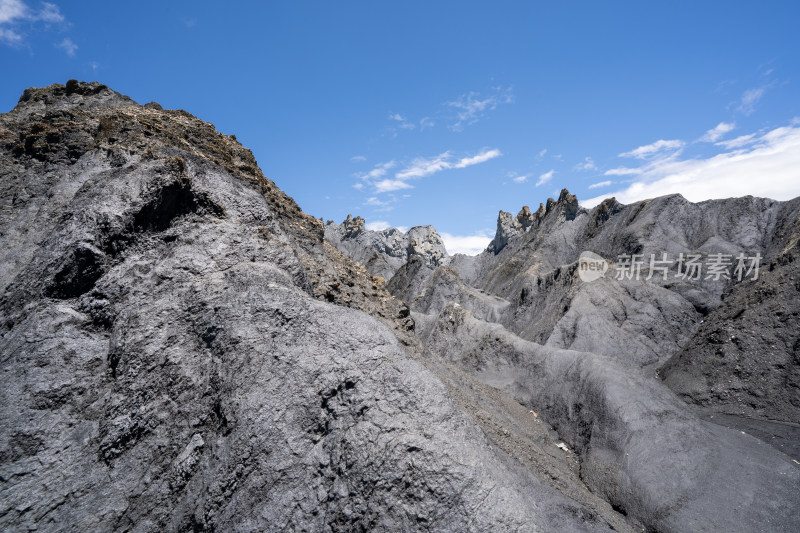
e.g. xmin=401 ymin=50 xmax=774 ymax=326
xmin=2 ymin=1 xmax=800 ymax=253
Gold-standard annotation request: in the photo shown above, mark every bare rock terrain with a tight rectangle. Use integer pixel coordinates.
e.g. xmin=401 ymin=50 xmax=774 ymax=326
xmin=1 ymin=81 xmax=798 ymax=532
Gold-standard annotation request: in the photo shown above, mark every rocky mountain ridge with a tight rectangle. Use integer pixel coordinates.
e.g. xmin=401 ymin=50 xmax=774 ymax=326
xmin=1 ymin=81 xmax=798 ymax=532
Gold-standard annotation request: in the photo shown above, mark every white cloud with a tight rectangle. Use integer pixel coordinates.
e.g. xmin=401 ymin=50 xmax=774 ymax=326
xmin=574 ymin=156 xmax=596 ymax=171
xmin=440 ymin=231 xmax=492 ymax=256
xmin=583 ymin=122 xmax=800 ymax=208
xmin=604 ymin=167 xmax=642 ymax=176
xmin=619 ymin=139 xmax=685 ymax=159
xmin=738 ymin=87 xmax=766 ymax=116
xmin=350 ymin=155 xmax=366 ymax=162
xmin=57 ymin=36 xmax=76 ymax=56
xmin=0 ymin=26 xmax=21 ymax=44
xmin=356 ymin=160 xmax=395 ymax=181
xmin=374 ymin=179 xmax=413 ymax=193
xmin=389 ymin=112 xmax=415 ymax=130
xmin=37 ymin=2 xmax=62 ymax=23
xmin=396 ymin=148 xmax=501 ymax=180
xmin=698 ymin=122 xmax=735 ymax=143
xmin=0 ymin=0 xmax=27 ymax=24
xmin=396 ymin=152 xmax=452 ymax=179
xmin=446 ymin=86 xmax=513 ymax=131
xmin=454 ymin=148 xmax=502 ymax=168
xmin=537 ymin=148 xmax=547 ymax=160
xmin=0 ymin=1 xmax=66 ymax=47
xmin=715 ymin=133 xmax=756 ymax=150
xmin=535 ymin=169 xmax=555 ymax=187
xmin=419 ymin=117 xmax=435 ymax=130
xmin=365 ymin=220 xmax=410 ymax=232
xmin=352 ymin=183 xmax=364 ymax=190
xmin=365 ymin=220 xmax=390 ymax=231
xmin=588 ymin=180 xmax=612 ymax=189
xmin=365 ymin=196 xmax=392 ymax=207
xmin=510 ymin=172 xmax=528 ymax=183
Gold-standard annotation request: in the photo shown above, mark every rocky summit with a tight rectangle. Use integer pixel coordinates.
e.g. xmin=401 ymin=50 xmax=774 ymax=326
xmin=1 ymin=82 xmax=798 ymax=533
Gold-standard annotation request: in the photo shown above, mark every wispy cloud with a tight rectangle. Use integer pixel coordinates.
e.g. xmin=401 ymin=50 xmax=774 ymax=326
xmin=364 ymin=196 xmax=399 ymax=212
xmin=56 ymin=36 xmax=76 ymax=56
xmin=583 ymin=121 xmax=800 ymax=208
xmin=699 ymin=122 xmax=735 ymax=143
xmin=535 ymin=169 xmax=555 ymax=187
xmin=419 ymin=116 xmax=435 ymax=131
xmin=0 ymin=1 xmax=67 ymax=47
xmin=396 ymin=152 xmax=452 ymax=180
xmin=604 ymin=167 xmax=642 ymax=176
xmin=389 ymin=112 xmax=415 ymax=130
xmin=453 ymin=148 xmax=502 ymax=168
xmin=395 ymin=148 xmax=502 ymax=180
xmin=0 ymin=26 xmax=21 ymax=44
xmin=350 ymin=155 xmax=366 ymax=162
xmin=365 ymin=220 xmax=409 ymax=232
xmin=715 ymin=133 xmax=756 ymax=150
xmin=619 ymin=139 xmax=685 ymax=159
xmin=574 ymin=156 xmax=596 ymax=171
xmin=0 ymin=0 xmax=28 ymax=23
xmin=374 ymin=179 xmax=413 ymax=193
xmin=588 ymin=180 xmax=612 ymax=189
xmin=356 ymin=160 xmax=395 ymax=181
xmin=446 ymin=86 xmax=513 ymax=131
xmin=737 ymin=87 xmax=766 ymax=116
xmin=508 ymin=171 xmax=528 ymax=183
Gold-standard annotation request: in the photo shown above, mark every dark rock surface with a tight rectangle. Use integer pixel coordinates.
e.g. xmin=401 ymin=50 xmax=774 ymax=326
xmin=1 ymin=82 xmax=619 ymax=532
xmin=661 ymin=198 xmax=800 ymax=425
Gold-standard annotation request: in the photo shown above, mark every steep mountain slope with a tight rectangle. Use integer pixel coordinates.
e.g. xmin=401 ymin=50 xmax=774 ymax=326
xmin=329 ymin=187 xmax=800 ymax=531
xmin=0 ymin=82 xmax=618 ymax=532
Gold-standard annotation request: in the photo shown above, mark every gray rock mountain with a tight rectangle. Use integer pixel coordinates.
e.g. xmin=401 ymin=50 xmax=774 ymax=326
xmin=2 ymin=81 xmax=799 ymax=533
xmin=333 ymin=188 xmax=800 ymax=531
xmin=1 ymin=82 xmax=618 ymax=532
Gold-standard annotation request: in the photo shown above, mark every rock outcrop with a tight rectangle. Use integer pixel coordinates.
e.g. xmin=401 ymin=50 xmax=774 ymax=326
xmin=325 ymin=218 xmax=447 ymax=279
xmin=3 ymin=80 xmax=799 ymax=533
xmin=0 ymin=81 xmax=618 ymax=532
xmin=345 ymin=187 xmax=800 ymax=531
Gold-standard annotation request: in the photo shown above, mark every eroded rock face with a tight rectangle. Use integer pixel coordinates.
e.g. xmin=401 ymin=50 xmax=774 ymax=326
xmin=3 ymin=80 xmax=799 ymax=533
xmin=0 ymin=81 xmax=617 ymax=532
xmin=421 ymin=303 xmax=800 ymax=533
xmin=660 ymin=198 xmax=800 ymax=425
xmin=325 ymin=219 xmax=448 ymax=279
xmin=343 ymin=185 xmax=800 ymax=531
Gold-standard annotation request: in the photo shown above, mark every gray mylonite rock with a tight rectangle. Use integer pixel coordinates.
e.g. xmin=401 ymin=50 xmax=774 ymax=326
xmin=325 ymin=219 xmax=448 ymax=280
xmin=0 ymin=81 xmax=614 ymax=532
xmin=422 ymin=303 xmax=800 ymax=533
xmin=660 ymin=197 xmax=800 ymax=426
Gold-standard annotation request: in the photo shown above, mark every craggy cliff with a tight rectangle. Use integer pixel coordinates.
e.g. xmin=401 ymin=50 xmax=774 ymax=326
xmin=1 ymin=81 xmax=798 ymax=532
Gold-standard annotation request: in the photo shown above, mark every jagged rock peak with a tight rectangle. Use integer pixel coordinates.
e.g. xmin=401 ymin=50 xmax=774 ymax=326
xmin=489 ymin=188 xmax=580 ymax=254
xmin=11 ymin=80 xmax=138 ymax=118
xmin=406 ymin=225 xmax=447 ymax=267
xmin=340 ymin=214 xmax=365 ymax=237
